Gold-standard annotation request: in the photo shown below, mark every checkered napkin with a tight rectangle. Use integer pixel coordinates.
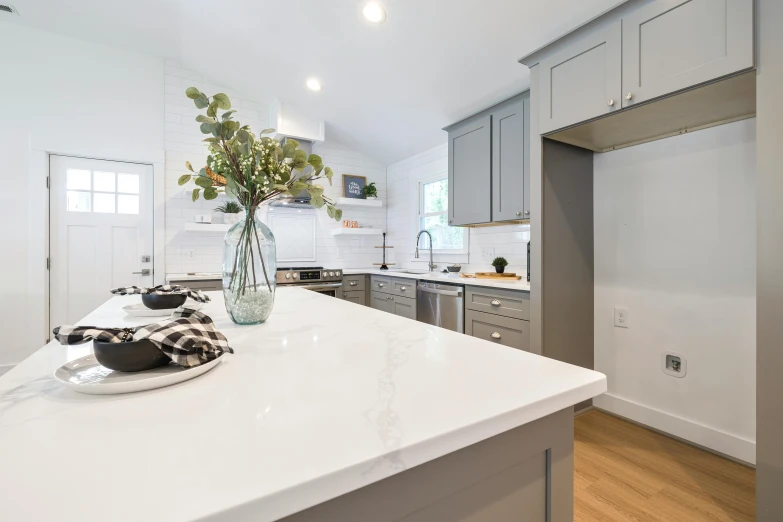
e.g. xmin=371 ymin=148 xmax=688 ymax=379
xmin=53 ymin=308 xmax=233 ymax=367
xmin=110 ymin=284 xmax=211 ymax=303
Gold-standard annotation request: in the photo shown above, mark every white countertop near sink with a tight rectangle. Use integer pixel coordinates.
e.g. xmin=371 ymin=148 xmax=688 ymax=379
xmin=343 ymin=268 xmax=531 ymax=291
xmin=0 ymin=288 xmax=602 ymax=521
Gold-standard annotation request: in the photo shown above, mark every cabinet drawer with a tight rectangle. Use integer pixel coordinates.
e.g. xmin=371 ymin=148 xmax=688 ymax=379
xmin=466 ymin=310 xmax=530 ymax=352
xmin=391 ymin=278 xmax=416 ymax=298
xmin=170 ymin=279 xmax=222 ymax=291
xmin=371 ymin=290 xmax=394 ymax=313
xmin=341 ymin=290 xmax=367 ymax=307
xmin=392 ymin=295 xmax=417 ymax=320
xmin=342 ymin=275 xmax=366 ymax=292
xmin=465 ymin=287 xmax=530 ymax=320
xmin=370 ymin=275 xmax=393 ymax=294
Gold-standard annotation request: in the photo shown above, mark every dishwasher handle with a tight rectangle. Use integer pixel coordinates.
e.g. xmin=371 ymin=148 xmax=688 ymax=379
xmin=417 ymin=284 xmax=463 ymax=297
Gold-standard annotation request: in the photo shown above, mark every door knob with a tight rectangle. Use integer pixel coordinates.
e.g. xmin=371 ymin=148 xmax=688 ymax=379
xmin=491 ymin=332 xmax=501 ymax=340
xmin=625 ymin=92 xmax=634 ymax=100
xmin=608 ymin=99 xmax=615 ymax=106
xmin=490 ymin=299 xmax=501 ymax=306
xmin=132 ymin=269 xmax=151 ymax=276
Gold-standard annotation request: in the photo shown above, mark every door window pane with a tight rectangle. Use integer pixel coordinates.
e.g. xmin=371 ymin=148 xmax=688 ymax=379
xmin=117 ymin=173 xmax=139 ymax=194
xmin=93 ymin=171 xmax=115 ymax=192
xmin=117 ymin=194 xmax=139 ymax=214
xmin=66 ymin=169 xmax=91 ymax=191
xmin=423 ymin=179 xmax=448 ymax=214
xmin=420 ymin=215 xmax=464 ymax=250
xmin=93 ymin=193 xmax=116 ymax=213
xmin=67 ymin=191 xmax=91 ymax=212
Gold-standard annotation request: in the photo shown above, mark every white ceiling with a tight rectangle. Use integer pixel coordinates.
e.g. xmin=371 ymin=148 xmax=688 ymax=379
xmin=6 ymin=0 xmax=624 ymax=164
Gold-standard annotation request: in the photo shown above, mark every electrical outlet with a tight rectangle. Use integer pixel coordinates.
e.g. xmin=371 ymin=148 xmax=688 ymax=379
xmin=481 ymin=247 xmax=496 ymax=259
xmin=184 ymin=248 xmax=196 ymax=260
xmin=614 ymin=307 xmax=629 ymax=328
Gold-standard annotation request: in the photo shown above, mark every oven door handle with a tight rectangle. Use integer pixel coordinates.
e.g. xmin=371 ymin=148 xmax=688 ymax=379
xmin=299 ymin=283 xmax=344 ymax=291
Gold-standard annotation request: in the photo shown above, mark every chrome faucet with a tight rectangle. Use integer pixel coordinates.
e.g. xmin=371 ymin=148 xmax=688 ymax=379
xmin=415 ymin=230 xmax=437 ymax=272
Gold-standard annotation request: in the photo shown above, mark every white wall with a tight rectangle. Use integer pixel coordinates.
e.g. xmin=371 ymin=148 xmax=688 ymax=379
xmin=593 ymin=119 xmax=756 ymax=463
xmin=386 ymin=144 xmax=530 ymax=273
xmin=0 ymin=22 xmax=164 ymax=368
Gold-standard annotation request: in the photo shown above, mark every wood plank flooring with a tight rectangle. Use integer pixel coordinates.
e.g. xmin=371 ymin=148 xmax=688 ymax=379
xmin=574 ymin=410 xmax=755 ymax=522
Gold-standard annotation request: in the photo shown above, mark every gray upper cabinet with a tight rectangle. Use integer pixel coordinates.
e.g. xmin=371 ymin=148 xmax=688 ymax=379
xmin=492 ymin=95 xmax=530 ymax=221
xmin=446 ymin=92 xmax=530 ymax=226
xmin=447 ymin=115 xmax=492 ymax=226
xmin=622 ymin=0 xmax=754 ymax=107
xmin=539 ymin=21 xmax=622 ymax=134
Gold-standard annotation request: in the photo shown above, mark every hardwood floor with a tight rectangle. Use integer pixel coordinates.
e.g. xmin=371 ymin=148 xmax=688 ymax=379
xmin=574 ymin=410 xmax=755 ymax=522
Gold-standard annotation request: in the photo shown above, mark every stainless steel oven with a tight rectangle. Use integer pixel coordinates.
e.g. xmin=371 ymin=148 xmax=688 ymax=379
xmin=275 ymin=267 xmax=343 ymax=297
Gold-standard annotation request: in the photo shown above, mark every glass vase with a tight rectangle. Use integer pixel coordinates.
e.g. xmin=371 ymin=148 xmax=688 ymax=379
xmin=222 ymin=207 xmax=276 ymax=325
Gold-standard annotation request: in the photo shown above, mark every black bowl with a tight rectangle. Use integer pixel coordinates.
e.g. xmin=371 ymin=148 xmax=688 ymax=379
xmin=93 ymin=339 xmax=171 ymax=372
xmin=141 ymin=293 xmax=187 ymax=310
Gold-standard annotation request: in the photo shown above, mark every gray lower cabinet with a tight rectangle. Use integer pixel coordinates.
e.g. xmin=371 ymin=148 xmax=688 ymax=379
xmin=622 ymin=0 xmax=754 ymax=108
xmin=446 ymin=115 xmax=492 ymax=226
xmin=465 ymin=310 xmax=530 ymax=352
xmin=169 ymin=279 xmax=222 ymax=291
xmin=342 ymin=290 xmax=367 ymax=307
xmin=370 ymin=275 xmax=418 ymax=320
xmin=392 ymin=296 xmax=417 ymax=320
xmin=465 ymin=286 xmax=530 ymax=320
xmin=445 ymin=92 xmax=531 ymax=226
xmin=539 ymin=21 xmax=622 ymax=134
xmin=371 ymin=291 xmax=396 ymax=314
xmin=341 ymin=275 xmax=368 ymax=307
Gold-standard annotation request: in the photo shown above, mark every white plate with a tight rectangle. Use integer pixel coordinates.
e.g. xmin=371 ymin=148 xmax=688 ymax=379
xmin=54 ymin=354 xmax=224 ymax=395
xmin=122 ymin=301 xmax=202 ymax=317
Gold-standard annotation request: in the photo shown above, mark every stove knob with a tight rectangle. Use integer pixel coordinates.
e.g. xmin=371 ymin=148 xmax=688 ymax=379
xmin=285 ymin=273 xmax=291 ymax=279
xmin=292 ymin=273 xmax=298 ymax=279
xmin=327 ymin=271 xmax=334 ymax=277
xmin=335 ymin=271 xmax=341 ymax=277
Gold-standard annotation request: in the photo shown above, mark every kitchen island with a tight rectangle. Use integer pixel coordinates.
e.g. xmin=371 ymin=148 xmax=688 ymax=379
xmin=0 ymin=289 xmax=605 ymax=522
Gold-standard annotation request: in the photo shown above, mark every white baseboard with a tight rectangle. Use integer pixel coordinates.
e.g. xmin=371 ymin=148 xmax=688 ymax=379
xmin=594 ymin=393 xmax=755 ymax=465
xmin=0 ymin=364 xmax=15 ymax=378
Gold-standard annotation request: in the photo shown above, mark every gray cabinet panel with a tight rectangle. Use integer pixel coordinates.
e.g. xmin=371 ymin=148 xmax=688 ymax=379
xmin=622 ymin=0 xmax=754 ymax=107
xmin=342 ymin=275 xmax=366 ymax=292
xmin=465 ymin=310 xmax=530 ymax=352
xmin=169 ymin=279 xmax=222 ymax=291
xmin=391 ymin=278 xmax=417 ymax=298
xmin=371 ymin=275 xmax=393 ymax=294
xmin=448 ymin=115 xmax=492 ymax=226
xmin=465 ymin=287 xmax=530 ymax=320
xmin=492 ymin=95 xmax=527 ymax=222
xmin=341 ymin=290 xmax=367 ymax=307
xmin=393 ymin=296 xmax=417 ymax=321
xmin=371 ymin=291 xmax=394 ymax=313
xmin=539 ymin=21 xmax=622 ymax=134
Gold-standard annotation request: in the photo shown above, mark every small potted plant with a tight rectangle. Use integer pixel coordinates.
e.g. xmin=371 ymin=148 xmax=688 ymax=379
xmin=363 ymin=182 xmax=378 ymax=200
xmin=214 ymin=201 xmax=243 ymax=225
xmin=492 ymin=256 xmax=509 ymax=274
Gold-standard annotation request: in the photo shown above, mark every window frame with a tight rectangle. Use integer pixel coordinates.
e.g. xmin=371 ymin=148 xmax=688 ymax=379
xmin=412 ymin=170 xmax=469 ymax=256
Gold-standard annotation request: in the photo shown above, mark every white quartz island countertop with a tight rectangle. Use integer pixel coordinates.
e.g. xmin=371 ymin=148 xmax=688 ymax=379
xmin=0 ymin=289 xmax=604 ymax=521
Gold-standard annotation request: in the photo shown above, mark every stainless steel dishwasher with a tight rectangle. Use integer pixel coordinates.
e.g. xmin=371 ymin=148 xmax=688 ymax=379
xmin=417 ymin=281 xmax=464 ymax=333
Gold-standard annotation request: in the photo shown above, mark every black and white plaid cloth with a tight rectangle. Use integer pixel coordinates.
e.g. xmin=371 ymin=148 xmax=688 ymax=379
xmin=110 ymin=284 xmax=211 ymax=303
xmin=53 ymin=308 xmax=233 ymax=367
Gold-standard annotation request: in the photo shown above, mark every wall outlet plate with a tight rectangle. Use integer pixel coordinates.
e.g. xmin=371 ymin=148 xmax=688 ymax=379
xmin=481 ymin=247 xmax=496 ymax=259
xmin=614 ymin=307 xmax=629 ymax=328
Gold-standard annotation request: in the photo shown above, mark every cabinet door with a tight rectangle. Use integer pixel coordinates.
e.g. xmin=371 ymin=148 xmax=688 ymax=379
xmin=342 ymin=290 xmax=367 ymax=306
xmin=392 ymin=296 xmax=417 ymax=321
xmin=622 ymin=0 xmax=753 ymax=107
xmin=448 ymin=114 xmax=491 ymax=226
xmin=491 ymin=95 xmax=528 ymax=222
xmin=465 ymin=310 xmax=530 ymax=352
xmin=371 ymin=291 xmax=394 ymax=313
xmin=539 ymin=21 xmax=622 ymax=134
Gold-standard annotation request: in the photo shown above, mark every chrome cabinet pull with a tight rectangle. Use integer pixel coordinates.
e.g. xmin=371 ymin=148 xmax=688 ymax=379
xmin=608 ymin=99 xmax=615 ymax=107
xmin=350 ymin=281 xmax=358 ymax=286
xmin=400 ymin=286 xmax=407 ymax=291
xmin=490 ymin=299 xmax=501 ymax=306
xmin=491 ymin=332 xmax=501 ymax=340
xmin=625 ymin=92 xmax=634 ymax=100
xmin=378 ymin=283 xmax=384 ymax=287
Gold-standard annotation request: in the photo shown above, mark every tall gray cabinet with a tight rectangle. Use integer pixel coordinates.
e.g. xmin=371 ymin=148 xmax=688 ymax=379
xmin=445 ymin=92 xmax=530 ymax=226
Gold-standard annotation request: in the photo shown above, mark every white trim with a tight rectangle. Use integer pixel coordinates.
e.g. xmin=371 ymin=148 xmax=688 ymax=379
xmin=410 ymin=169 xmax=469 ymax=255
xmin=594 ymin=393 xmax=756 ymax=465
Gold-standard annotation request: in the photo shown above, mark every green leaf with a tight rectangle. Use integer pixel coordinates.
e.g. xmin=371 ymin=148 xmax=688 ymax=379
xmin=192 ymin=188 xmax=200 ymax=202
xmin=324 ymin=167 xmax=334 ymax=185
xmin=204 ymin=187 xmax=219 ymax=200
xmin=291 ymin=149 xmax=308 ymax=170
xmin=260 ymin=128 xmax=276 ymax=134
xmin=290 ymin=181 xmax=308 ymax=195
xmin=207 ymin=101 xmax=218 ymax=118
xmin=236 ymin=129 xmax=250 ymax=143
xmin=194 ymin=93 xmax=209 ymax=109
xmin=199 ymin=168 xmax=207 ymax=177
xmin=178 ymin=174 xmax=192 ymax=186
xmin=184 ymin=161 xmax=194 ymax=172
xmin=185 ymin=87 xmax=201 ymax=100
xmin=203 ymin=137 xmax=219 ymax=144
xmin=212 ymin=93 xmax=231 ymax=110
xmin=282 ymin=140 xmax=297 ymax=158
xmin=307 ymin=154 xmax=323 ymax=168
xmin=199 ymin=122 xmax=213 ymax=134
xmin=273 ymin=184 xmax=289 ymax=191
xmin=195 ymin=177 xmax=213 ymax=189
xmin=335 ymin=208 xmax=343 ymax=221
xmin=238 ymin=141 xmax=251 ymax=156
xmin=326 ymin=205 xmax=335 ymax=218
xmin=211 ymin=122 xmax=222 ymax=138
xmin=307 ymin=184 xmax=324 ymax=196
xmin=196 ymin=115 xmax=216 ymax=124
xmin=313 ymin=164 xmax=324 ymax=176
xmin=221 ymin=110 xmax=237 ymax=120
xmin=311 ymin=195 xmax=325 ymax=208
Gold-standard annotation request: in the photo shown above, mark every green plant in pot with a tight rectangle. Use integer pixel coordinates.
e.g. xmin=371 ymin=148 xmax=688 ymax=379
xmin=178 ymin=87 xmax=342 ymax=325
xmin=363 ymin=182 xmax=378 ymax=199
xmin=492 ymin=256 xmax=509 ymax=274
xmin=214 ymin=201 xmax=243 ymax=225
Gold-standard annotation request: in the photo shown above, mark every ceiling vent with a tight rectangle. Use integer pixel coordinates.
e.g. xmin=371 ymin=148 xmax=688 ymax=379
xmin=0 ymin=4 xmax=19 ymax=15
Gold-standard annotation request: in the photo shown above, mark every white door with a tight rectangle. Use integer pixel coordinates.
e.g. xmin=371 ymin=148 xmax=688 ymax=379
xmin=50 ymin=156 xmax=154 ymax=329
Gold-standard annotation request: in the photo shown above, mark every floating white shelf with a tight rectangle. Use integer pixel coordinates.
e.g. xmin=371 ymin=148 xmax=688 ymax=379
xmin=331 ymin=228 xmax=384 ymax=236
xmin=336 ymin=197 xmax=383 ymax=209
xmin=184 ymin=223 xmax=231 ymax=232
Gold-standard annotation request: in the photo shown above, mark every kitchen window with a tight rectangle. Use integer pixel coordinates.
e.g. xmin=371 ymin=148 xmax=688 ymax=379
xmin=415 ymin=172 xmax=468 ymax=254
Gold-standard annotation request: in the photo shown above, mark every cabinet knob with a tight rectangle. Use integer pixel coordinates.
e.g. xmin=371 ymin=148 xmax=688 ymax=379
xmin=625 ymin=92 xmax=634 ymax=100
xmin=608 ymin=99 xmax=615 ymax=107
xmin=350 ymin=281 xmax=358 ymax=286
xmin=490 ymin=299 xmax=501 ymax=306
xmin=378 ymin=283 xmax=384 ymax=287
xmin=387 ymin=296 xmax=393 ymax=300
xmin=343 ymin=293 xmax=348 ymax=297
xmin=491 ymin=332 xmax=501 ymax=340
xmin=516 ymin=212 xmax=522 ymax=217
xmin=524 ymin=210 xmax=530 ymax=216
xmin=400 ymin=286 xmax=407 ymax=291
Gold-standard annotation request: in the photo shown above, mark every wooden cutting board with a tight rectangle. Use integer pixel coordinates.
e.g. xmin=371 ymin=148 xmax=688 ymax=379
xmin=460 ymin=272 xmax=523 ymax=280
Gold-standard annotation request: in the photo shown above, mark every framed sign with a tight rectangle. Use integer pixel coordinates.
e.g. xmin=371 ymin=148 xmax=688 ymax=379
xmin=342 ymin=174 xmax=366 ymax=199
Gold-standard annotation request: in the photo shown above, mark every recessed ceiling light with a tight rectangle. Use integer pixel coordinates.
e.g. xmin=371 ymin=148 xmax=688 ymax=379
xmin=363 ymin=2 xmax=386 ymax=23
xmin=306 ymin=78 xmax=322 ymax=92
